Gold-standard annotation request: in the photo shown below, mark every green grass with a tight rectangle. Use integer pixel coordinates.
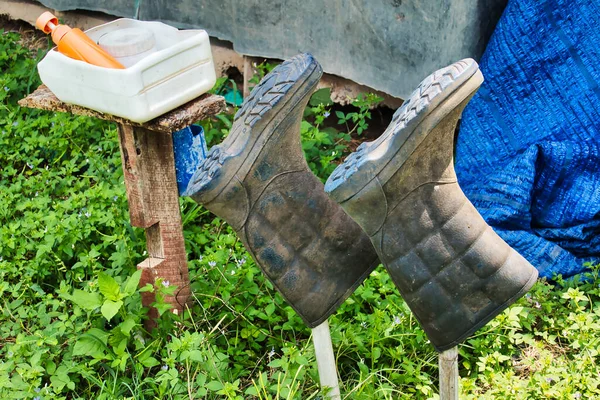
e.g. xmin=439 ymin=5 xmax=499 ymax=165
xmin=1 ymin=29 xmax=599 ymax=399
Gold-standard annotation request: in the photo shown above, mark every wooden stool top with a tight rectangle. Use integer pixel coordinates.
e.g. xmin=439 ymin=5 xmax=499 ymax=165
xmin=19 ymin=85 xmax=226 ymax=134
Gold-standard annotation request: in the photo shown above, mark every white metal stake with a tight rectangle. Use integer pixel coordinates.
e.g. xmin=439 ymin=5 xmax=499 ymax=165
xmin=312 ymin=320 xmax=341 ymax=400
xmin=439 ymin=346 xmax=459 ymax=400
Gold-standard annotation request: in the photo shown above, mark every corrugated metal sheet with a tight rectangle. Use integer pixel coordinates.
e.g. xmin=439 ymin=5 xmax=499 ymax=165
xmin=37 ymin=0 xmax=507 ymax=98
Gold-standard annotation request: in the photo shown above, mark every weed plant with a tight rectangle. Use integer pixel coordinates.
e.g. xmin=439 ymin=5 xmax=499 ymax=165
xmin=1 ymin=30 xmax=599 ymax=399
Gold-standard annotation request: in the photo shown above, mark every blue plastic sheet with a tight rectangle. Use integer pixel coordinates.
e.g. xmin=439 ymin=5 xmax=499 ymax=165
xmin=172 ymin=125 xmax=208 ymax=195
xmin=455 ymin=0 xmax=600 ymax=279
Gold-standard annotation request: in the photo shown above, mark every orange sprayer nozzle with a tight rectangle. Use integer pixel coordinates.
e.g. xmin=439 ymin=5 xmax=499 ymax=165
xmin=36 ymin=11 xmax=59 ymax=34
xmin=35 ymin=12 xmax=125 ymax=69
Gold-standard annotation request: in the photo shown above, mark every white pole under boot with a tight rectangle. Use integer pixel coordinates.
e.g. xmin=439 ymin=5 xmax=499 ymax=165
xmin=439 ymin=346 xmax=459 ymax=400
xmin=312 ymin=320 xmax=341 ymax=400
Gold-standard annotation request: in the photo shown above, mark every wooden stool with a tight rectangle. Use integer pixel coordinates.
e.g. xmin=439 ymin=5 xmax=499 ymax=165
xmin=20 ymin=85 xmax=226 ymax=323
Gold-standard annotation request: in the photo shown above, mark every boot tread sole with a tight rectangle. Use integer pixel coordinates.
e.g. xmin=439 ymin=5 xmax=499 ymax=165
xmin=325 ymin=58 xmax=479 ymax=200
xmin=184 ymin=54 xmax=319 ymax=197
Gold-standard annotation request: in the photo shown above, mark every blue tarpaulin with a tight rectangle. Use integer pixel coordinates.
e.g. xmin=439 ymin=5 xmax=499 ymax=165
xmin=456 ymin=0 xmax=600 ymax=278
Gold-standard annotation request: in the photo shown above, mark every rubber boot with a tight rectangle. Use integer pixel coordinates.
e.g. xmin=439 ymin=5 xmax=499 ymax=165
xmin=184 ymin=54 xmax=379 ymax=328
xmin=325 ymin=59 xmax=538 ymax=351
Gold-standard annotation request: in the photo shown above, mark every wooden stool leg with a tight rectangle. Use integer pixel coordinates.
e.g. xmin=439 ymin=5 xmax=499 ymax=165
xmin=117 ymin=124 xmax=191 ymax=323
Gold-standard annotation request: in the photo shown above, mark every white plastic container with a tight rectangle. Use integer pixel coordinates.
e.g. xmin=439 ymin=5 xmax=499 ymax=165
xmin=37 ymin=19 xmax=217 ymax=123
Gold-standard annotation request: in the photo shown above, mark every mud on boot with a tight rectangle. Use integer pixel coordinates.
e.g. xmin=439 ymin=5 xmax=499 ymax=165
xmin=325 ymin=58 xmax=538 ymax=351
xmin=185 ymin=53 xmax=380 ymax=327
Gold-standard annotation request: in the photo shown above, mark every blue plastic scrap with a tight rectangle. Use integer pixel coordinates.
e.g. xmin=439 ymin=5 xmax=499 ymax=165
xmin=456 ymin=0 xmax=600 ymax=279
xmin=172 ymin=124 xmax=208 ymax=195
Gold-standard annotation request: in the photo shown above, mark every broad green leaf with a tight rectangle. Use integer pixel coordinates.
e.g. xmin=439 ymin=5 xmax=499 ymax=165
xmin=73 ymin=328 xmax=109 ymax=358
xmin=309 ymin=88 xmax=333 ymax=106
xmin=50 ymin=366 xmax=71 ymax=391
xmin=268 ymin=358 xmax=285 ymax=368
xmin=302 ymin=140 xmax=316 ymax=150
xmin=300 ymin=120 xmax=314 ymax=134
xmin=140 ymin=356 xmax=159 ymax=368
xmin=295 ymin=355 xmax=309 ymax=365
xmin=139 ymin=283 xmax=154 ymax=293
xmin=265 ymin=303 xmax=275 ymax=316
xmin=98 ymin=272 xmax=121 ymax=301
xmin=188 ymin=350 xmax=204 ymax=362
xmin=71 ymin=289 xmax=102 ymax=310
xmin=137 ymin=346 xmax=159 ymax=367
xmin=372 ymin=347 xmax=381 ymax=361
xmin=123 ymin=269 xmax=142 ymax=296
xmin=101 ymin=299 xmax=123 ymax=321
xmin=45 ymin=360 xmax=57 ymax=375
xmin=154 ymin=300 xmax=173 ymax=316
xmin=119 ymin=317 xmax=136 ymax=336
xmin=88 ymin=247 xmax=100 ymax=258
xmin=206 ymin=381 xmax=224 ymax=391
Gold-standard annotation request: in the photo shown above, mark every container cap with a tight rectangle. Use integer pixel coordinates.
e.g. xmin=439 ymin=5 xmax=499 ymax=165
xmin=98 ymin=27 xmax=156 ymax=57
xmin=36 ymin=11 xmax=59 ymax=34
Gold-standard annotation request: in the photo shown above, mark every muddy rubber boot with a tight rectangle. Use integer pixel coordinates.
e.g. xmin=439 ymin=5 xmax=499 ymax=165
xmin=325 ymin=59 xmax=538 ymax=351
xmin=184 ymin=54 xmax=379 ymax=328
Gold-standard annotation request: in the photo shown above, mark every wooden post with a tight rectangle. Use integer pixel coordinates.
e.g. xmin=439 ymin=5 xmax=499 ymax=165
xmin=439 ymin=346 xmax=459 ymax=400
xmin=312 ymin=320 xmax=341 ymax=400
xmin=243 ymin=55 xmax=253 ymax=99
xmin=117 ymin=124 xmax=190 ymax=321
xmin=20 ymin=85 xmax=226 ymax=324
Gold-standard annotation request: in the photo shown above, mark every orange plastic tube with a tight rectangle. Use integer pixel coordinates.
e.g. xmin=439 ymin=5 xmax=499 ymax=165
xmin=36 ymin=12 xmax=125 ymax=69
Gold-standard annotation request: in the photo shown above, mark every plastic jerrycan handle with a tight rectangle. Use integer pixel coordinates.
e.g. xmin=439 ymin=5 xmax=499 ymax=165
xmin=36 ymin=12 xmax=125 ymax=69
